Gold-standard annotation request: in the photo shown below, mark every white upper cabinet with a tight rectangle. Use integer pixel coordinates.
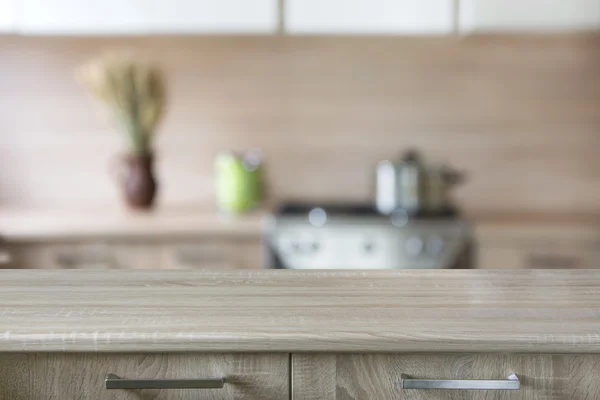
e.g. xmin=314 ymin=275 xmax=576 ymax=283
xmin=0 ymin=0 xmax=17 ymax=32
xmin=12 ymin=0 xmax=599 ymax=36
xmin=285 ymin=0 xmax=455 ymax=34
xmin=459 ymin=0 xmax=600 ymax=32
xmin=19 ymin=0 xmax=148 ymax=34
xmin=17 ymin=0 xmax=278 ymax=35
xmin=148 ymin=0 xmax=278 ymax=34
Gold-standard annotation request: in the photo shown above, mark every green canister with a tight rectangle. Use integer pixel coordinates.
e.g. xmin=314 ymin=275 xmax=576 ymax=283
xmin=215 ymin=150 xmax=263 ymax=214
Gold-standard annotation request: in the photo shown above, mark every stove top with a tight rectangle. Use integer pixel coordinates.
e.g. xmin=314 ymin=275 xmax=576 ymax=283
xmin=276 ymin=202 xmax=459 ymax=219
xmin=266 ymin=202 xmax=471 ymax=270
xmin=277 ymin=203 xmax=379 ymax=217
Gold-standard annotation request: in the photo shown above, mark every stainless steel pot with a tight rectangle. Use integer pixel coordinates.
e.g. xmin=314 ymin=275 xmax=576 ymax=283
xmin=375 ymin=151 xmax=464 ymax=215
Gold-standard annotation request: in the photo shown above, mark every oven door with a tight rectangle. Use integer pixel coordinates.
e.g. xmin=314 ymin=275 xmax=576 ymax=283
xmin=265 ymin=227 xmax=473 ymax=270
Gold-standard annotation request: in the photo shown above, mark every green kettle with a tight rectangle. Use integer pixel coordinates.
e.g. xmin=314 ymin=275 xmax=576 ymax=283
xmin=215 ymin=150 xmax=263 ymax=214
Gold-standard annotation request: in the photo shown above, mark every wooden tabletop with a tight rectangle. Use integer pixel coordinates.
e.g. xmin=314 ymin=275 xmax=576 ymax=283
xmin=1 ymin=269 xmax=600 ymax=353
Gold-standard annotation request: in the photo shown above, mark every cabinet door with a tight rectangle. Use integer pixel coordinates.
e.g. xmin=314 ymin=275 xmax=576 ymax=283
xmin=459 ymin=0 xmax=600 ymax=32
xmin=292 ymin=353 xmax=600 ymax=400
xmin=113 ymin=242 xmax=164 ymax=270
xmin=477 ymin=243 xmax=597 ymax=270
xmin=5 ymin=242 xmax=118 ymax=269
xmin=161 ymin=241 xmax=238 ymax=270
xmin=0 ymin=0 xmax=17 ymax=32
xmin=148 ymin=0 xmax=278 ymax=33
xmin=160 ymin=238 xmax=262 ymax=270
xmin=475 ymin=225 xmax=600 ymax=270
xmin=0 ymin=353 xmax=288 ymax=400
xmin=285 ymin=0 xmax=454 ymax=34
xmin=19 ymin=0 xmax=148 ymax=34
xmin=4 ymin=238 xmax=263 ymax=270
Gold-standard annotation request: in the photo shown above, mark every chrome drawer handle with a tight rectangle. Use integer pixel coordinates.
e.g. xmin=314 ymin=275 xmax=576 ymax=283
xmin=401 ymin=373 xmax=520 ymax=390
xmin=105 ymin=374 xmax=225 ymax=390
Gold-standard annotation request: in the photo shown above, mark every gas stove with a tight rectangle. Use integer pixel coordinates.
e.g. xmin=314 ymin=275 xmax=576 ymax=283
xmin=263 ymin=202 xmax=473 ymax=270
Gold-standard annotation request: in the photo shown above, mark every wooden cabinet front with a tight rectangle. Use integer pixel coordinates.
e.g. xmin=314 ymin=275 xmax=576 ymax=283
xmin=477 ymin=241 xmax=600 ymax=270
xmin=160 ymin=239 xmax=263 ymax=270
xmin=4 ymin=242 xmax=119 ymax=270
xmin=3 ymin=352 xmax=600 ymax=399
xmin=0 ymin=353 xmax=288 ymax=400
xmin=475 ymin=224 xmax=600 ymax=270
xmin=292 ymin=354 xmax=600 ymax=400
xmin=3 ymin=237 xmax=263 ymax=270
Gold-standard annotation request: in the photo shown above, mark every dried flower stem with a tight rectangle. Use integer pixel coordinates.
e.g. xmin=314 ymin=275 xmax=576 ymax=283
xmin=78 ymin=51 xmax=166 ymax=156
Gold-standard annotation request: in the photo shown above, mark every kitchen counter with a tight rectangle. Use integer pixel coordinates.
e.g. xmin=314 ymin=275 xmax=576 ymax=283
xmin=2 ymin=208 xmax=599 ymax=241
xmin=0 ymin=208 xmax=265 ymax=240
xmin=1 ymin=269 xmax=600 ymax=353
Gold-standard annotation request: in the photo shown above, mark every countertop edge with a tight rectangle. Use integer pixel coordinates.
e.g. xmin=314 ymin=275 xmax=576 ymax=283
xmin=2 ymin=339 xmax=599 ymax=354
xmin=2 ymin=209 xmax=600 ymax=241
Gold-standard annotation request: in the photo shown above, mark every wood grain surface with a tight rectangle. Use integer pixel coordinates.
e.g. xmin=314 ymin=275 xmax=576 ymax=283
xmin=475 ymin=222 xmax=600 ymax=270
xmin=0 ymin=208 xmax=263 ymax=241
xmin=1 ymin=269 xmax=600 ymax=353
xmin=1 ymin=208 xmax=600 ymax=242
xmin=0 ymin=353 xmax=288 ymax=400
xmin=292 ymin=353 xmax=600 ymax=400
xmin=4 ymin=238 xmax=263 ymax=270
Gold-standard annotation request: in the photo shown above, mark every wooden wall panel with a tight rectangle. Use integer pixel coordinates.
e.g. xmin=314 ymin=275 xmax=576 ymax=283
xmin=0 ymin=35 xmax=599 ymax=212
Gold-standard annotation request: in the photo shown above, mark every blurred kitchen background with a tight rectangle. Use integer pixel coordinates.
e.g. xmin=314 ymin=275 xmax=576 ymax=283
xmin=1 ymin=0 xmax=600 ymax=271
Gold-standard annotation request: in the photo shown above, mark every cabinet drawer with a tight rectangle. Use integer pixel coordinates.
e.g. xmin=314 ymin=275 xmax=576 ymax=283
xmin=4 ymin=243 xmax=118 ymax=269
xmin=478 ymin=244 xmax=599 ymax=269
xmin=475 ymin=224 xmax=600 ymax=269
xmin=0 ymin=353 xmax=288 ymax=400
xmin=161 ymin=239 xmax=262 ymax=270
xmin=5 ymin=242 xmax=160 ymax=270
xmin=113 ymin=242 xmax=163 ymax=270
xmin=292 ymin=354 xmax=600 ymax=399
xmin=3 ymin=239 xmax=263 ymax=270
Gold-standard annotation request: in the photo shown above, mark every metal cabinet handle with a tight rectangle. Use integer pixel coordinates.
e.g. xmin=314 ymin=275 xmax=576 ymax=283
xmin=105 ymin=374 xmax=225 ymax=390
xmin=401 ymin=373 xmax=520 ymax=390
xmin=175 ymin=250 xmax=230 ymax=267
xmin=55 ymin=252 xmax=116 ymax=269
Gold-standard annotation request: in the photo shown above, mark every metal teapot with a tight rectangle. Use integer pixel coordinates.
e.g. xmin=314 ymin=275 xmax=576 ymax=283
xmin=375 ymin=150 xmax=465 ymax=215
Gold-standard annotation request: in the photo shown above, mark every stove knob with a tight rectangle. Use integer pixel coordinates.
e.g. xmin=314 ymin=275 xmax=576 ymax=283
xmin=308 ymin=208 xmax=327 ymax=227
xmin=427 ymin=235 xmax=445 ymax=256
xmin=391 ymin=209 xmax=409 ymax=227
xmin=279 ymin=238 xmax=297 ymax=254
xmin=405 ymin=235 xmax=424 ymax=257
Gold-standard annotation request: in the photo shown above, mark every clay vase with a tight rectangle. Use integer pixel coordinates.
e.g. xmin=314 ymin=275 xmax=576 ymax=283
xmin=118 ymin=154 xmax=158 ymax=210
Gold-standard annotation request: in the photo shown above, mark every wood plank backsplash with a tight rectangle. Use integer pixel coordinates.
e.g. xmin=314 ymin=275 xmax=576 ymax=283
xmin=0 ymin=35 xmax=599 ymax=212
